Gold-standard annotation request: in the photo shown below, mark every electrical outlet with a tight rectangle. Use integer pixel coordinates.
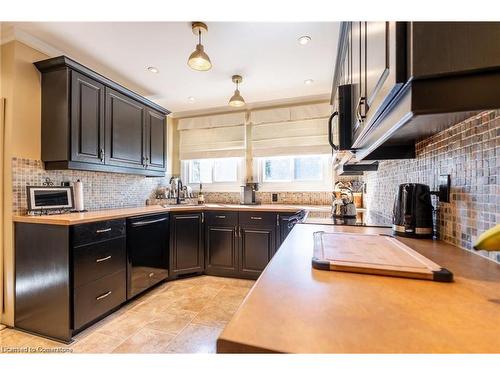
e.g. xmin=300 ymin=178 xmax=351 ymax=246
xmin=438 ymin=174 xmax=451 ymax=202
xmin=272 ymin=193 xmax=278 ymax=202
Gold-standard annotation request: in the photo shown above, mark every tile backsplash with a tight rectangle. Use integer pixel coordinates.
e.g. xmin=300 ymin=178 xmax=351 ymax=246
xmin=12 ymin=159 xmax=333 ymax=215
xmin=12 ymin=158 xmax=169 ymax=215
xmin=364 ymin=110 xmax=500 ymax=263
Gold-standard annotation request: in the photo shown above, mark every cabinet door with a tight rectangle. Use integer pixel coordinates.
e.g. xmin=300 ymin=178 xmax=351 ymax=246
xmin=205 ymin=225 xmax=238 ymax=277
xmin=351 ymin=21 xmax=363 ymax=134
xmin=71 ymin=72 xmax=105 ymax=164
xmin=145 ymin=108 xmax=166 ymax=172
xmin=169 ymin=213 xmax=204 ymax=277
xmin=239 ymin=225 xmax=276 ymax=279
xmin=105 ymin=88 xmax=146 ymax=169
xmin=365 ymin=22 xmax=390 ymax=112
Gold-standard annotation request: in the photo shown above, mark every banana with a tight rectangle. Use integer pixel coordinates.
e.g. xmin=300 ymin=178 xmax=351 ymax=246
xmin=473 ymin=224 xmax=500 ymax=251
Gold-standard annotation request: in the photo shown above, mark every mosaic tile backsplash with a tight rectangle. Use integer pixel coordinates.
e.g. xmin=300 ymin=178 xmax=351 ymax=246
xmin=12 ymin=158 xmax=170 ymax=214
xmin=364 ymin=110 xmax=500 ymax=263
xmin=12 ymin=159 xmax=333 ymax=215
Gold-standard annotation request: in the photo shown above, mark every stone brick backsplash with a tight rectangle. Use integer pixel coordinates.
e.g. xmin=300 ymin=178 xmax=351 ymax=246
xmin=364 ymin=110 xmax=500 ymax=263
xmin=12 ymin=158 xmax=169 ymax=215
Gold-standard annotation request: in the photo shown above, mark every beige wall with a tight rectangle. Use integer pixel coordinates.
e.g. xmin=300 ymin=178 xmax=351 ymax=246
xmin=1 ymin=40 xmax=48 ymax=326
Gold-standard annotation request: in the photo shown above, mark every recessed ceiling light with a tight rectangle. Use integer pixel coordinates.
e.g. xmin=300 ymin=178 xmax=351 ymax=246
xmin=304 ymin=79 xmax=314 ymax=85
xmin=298 ymin=36 xmax=311 ymax=45
xmin=188 ymin=96 xmax=196 ymax=103
xmin=147 ymin=66 xmax=159 ymax=73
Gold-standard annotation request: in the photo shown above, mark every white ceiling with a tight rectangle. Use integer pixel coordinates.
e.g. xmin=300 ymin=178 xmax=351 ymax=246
xmin=4 ymin=22 xmax=340 ymax=114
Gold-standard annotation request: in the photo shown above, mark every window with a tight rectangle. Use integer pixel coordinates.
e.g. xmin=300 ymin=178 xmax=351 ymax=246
xmin=263 ymin=155 xmax=324 ymax=182
xmin=183 ymin=158 xmax=242 ymax=191
xmin=257 ymin=155 xmax=332 ymax=191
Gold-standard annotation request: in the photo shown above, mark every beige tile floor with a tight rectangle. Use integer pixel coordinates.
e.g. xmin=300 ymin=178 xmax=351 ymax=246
xmin=0 ymin=275 xmax=254 ymax=354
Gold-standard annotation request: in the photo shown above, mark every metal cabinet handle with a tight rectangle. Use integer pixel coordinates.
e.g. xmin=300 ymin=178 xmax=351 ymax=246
xmin=215 ymin=215 xmax=226 ymax=219
xmin=130 ymin=217 xmax=168 ymax=227
xmin=250 ymin=216 xmax=262 ymax=220
xmin=276 ymin=214 xmax=280 ymax=226
xmin=96 ymin=291 xmax=112 ymax=301
xmin=99 ymin=148 xmax=105 ymax=162
xmin=328 ymin=111 xmax=339 ymax=151
xmin=201 ymin=212 xmax=204 ymax=223
xmin=148 ymin=272 xmax=155 ymax=278
xmin=96 ymin=255 xmax=112 ymax=263
xmin=356 ymin=96 xmax=367 ymax=123
xmin=96 ymin=228 xmax=112 ymax=233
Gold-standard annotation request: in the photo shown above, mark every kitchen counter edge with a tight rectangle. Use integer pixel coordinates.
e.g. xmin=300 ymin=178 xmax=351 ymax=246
xmin=12 ymin=204 xmax=330 ymax=226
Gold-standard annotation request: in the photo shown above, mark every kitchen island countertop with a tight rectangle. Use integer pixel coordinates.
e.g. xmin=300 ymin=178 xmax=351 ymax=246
xmin=217 ymin=223 xmax=500 ymax=353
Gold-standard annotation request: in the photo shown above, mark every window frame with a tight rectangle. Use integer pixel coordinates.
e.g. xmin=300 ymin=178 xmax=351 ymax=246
xmin=181 ymin=157 xmax=244 ymax=192
xmin=254 ymin=154 xmax=333 ymax=192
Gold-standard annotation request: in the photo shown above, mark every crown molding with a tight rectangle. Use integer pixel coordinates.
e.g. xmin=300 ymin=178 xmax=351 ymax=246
xmin=0 ymin=25 xmax=63 ymax=57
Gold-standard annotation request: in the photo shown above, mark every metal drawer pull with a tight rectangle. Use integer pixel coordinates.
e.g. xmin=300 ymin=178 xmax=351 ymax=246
xmin=96 ymin=228 xmax=112 ymax=233
xmin=148 ymin=272 xmax=155 ymax=278
xmin=177 ymin=215 xmax=199 ymax=219
xmin=130 ymin=217 xmax=168 ymax=227
xmin=96 ymin=291 xmax=112 ymax=301
xmin=96 ymin=255 xmax=112 ymax=263
xmin=215 ymin=215 xmax=226 ymax=219
xmin=250 ymin=216 xmax=262 ymax=220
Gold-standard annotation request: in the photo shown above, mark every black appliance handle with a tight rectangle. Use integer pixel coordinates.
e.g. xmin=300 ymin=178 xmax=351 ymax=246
xmin=328 ymin=111 xmax=339 ymax=151
xmin=130 ymin=217 xmax=168 ymax=227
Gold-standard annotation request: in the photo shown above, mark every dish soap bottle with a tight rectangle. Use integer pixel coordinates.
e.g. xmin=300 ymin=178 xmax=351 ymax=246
xmin=197 ymin=183 xmax=205 ymax=205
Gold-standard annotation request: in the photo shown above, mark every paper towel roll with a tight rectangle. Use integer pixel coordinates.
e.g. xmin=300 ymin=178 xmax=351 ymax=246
xmin=74 ymin=179 xmax=84 ymax=212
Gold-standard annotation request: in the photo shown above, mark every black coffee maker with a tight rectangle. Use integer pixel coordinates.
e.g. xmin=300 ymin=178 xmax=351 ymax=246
xmin=393 ymin=183 xmax=434 ymax=238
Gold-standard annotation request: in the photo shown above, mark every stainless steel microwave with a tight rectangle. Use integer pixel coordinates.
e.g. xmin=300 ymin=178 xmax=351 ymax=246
xmin=26 ymin=186 xmax=74 ymax=211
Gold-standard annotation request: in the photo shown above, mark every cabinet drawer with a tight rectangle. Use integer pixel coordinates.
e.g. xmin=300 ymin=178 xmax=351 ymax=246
xmin=73 ymin=270 xmax=126 ymax=330
xmin=239 ymin=212 xmax=278 ymax=227
xmin=73 ymin=237 xmax=126 ymax=288
xmin=206 ymin=211 xmax=238 ymax=226
xmin=72 ymin=219 xmax=126 ymax=247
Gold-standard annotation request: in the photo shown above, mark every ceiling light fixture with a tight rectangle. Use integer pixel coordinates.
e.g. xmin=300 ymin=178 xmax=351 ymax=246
xmin=187 ymin=22 xmax=212 ymax=71
xmin=298 ymin=36 xmax=311 ymax=45
xmin=228 ymin=75 xmax=245 ymax=107
xmin=147 ymin=66 xmax=159 ymax=73
xmin=304 ymin=79 xmax=314 ymax=85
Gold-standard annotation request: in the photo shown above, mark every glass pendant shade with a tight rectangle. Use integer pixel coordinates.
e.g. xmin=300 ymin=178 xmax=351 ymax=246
xmin=188 ymin=43 xmax=212 ymax=71
xmin=229 ymin=89 xmax=245 ymax=107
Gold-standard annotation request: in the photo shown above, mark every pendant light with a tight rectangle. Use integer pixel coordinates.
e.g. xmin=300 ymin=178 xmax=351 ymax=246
xmin=228 ymin=75 xmax=245 ymax=107
xmin=187 ymin=22 xmax=212 ymax=71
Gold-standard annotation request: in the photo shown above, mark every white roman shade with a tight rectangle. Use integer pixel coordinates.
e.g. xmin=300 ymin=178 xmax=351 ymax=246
xmin=249 ymin=102 xmax=332 ymax=157
xmin=178 ymin=112 xmax=246 ymax=160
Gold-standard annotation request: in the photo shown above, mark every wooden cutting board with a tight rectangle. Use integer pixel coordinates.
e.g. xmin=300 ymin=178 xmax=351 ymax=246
xmin=312 ymin=231 xmax=453 ymax=282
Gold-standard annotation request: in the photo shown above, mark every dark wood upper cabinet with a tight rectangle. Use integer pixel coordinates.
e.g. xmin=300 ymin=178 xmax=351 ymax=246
xmin=105 ymin=88 xmax=145 ymax=169
xmin=145 ymin=108 xmax=167 ymax=171
xmin=71 ymin=72 xmax=105 ymax=165
xmin=35 ymin=56 xmax=169 ymax=177
xmin=170 ymin=212 xmax=204 ymax=277
xmin=331 ymin=22 xmax=500 ymax=161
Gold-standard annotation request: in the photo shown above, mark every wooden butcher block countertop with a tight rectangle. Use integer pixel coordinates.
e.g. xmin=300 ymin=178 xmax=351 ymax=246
xmin=12 ymin=204 xmax=330 ymax=226
xmin=217 ymin=224 xmax=500 ymax=353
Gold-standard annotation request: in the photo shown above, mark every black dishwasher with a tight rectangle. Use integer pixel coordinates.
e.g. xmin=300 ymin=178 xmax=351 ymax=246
xmin=126 ymin=213 xmax=169 ymax=299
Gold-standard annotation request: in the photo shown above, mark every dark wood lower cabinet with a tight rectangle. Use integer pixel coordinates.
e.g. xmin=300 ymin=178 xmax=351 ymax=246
xmin=205 ymin=226 xmax=239 ymax=277
xmin=170 ymin=212 xmax=204 ymax=277
xmin=238 ymin=225 xmax=276 ymax=279
xmin=13 ymin=209 xmax=304 ymax=342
